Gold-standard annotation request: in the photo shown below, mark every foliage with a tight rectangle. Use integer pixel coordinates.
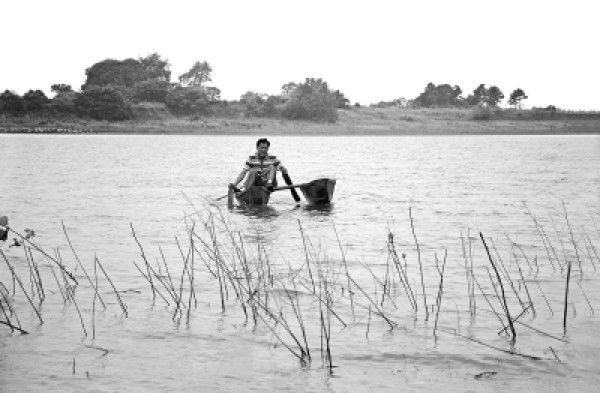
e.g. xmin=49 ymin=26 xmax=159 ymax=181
xmin=471 ymin=104 xmax=494 ymax=120
xmin=0 ymin=90 xmax=25 ymax=115
xmin=414 ymin=83 xmax=462 ymax=107
xmin=165 ymin=86 xmax=212 ymax=115
xmin=508 ymin=88 xmax=528 ymax=108
xmin=82 ymin=53 xmax=171 ymax=90
xmin=23 ymin=89 xmax=49 ymax=111
xmin=138 ymin=53 xmax=171 ymax=82
xmin=281 ymin=82 xmax=298 ymax=98
xmin=281 ymin=78 xmax=339 ymax=122
xmin=132 ymin=79 xmax=172 ymax=103
xmin=486 ymin=86 xmax=504 ymax=107
xmin=51 ymin=84 xmax=73 ymax=94
xmin=49 ymin=91 xmax=78 ymax=114
xmin=74 ymin=86 xmax=133 ymax=120
xmin=466 ymin=84 xmax=504 ymax=107
xmin=178 ymin=61 xmax=212 ymax=87
xmin=240 ymin=91 xmax=283 ymax=117
xmin=332 ymin=89 xmax=350 ymax=109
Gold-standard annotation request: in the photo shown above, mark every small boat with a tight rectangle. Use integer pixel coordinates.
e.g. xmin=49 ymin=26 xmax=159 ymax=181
xmin=226 ymin=177 xmax=336 ymax=208
xmin=298 ymin=178 xmax=336 ymax=205
xmin=234 ymin=186 xmax=271 ymax=206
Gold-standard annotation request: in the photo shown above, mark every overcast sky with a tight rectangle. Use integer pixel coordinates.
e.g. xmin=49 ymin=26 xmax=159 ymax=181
xmin=2 ymin=0 xmax=599 ymax=109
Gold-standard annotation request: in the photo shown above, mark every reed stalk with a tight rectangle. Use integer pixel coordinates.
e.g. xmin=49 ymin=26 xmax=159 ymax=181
xmin=480 ymin=233 xmax=516 ymax=344
xmin=409 ymin=207 xmax=428 ymax=320
xmin=95 ymin=256 xmax=128 ymax=317
xmin=1 ymin=250 xmax=43 ymax=324
xmin=562 ymin=202 xmax=583 ymax=278
xmin=433 ymin=249 xmax=447 ymax=336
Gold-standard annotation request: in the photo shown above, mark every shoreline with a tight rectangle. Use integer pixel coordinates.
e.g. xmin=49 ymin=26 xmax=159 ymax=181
xmin=2 ymin=107 xmax=599 ymax=136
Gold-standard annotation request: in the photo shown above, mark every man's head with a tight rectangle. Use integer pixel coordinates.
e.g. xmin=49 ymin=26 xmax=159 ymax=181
xmin=256 ymin=138 xmax=270 ymax=158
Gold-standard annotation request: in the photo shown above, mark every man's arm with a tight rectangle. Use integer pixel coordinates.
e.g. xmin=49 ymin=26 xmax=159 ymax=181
xmin=231 ymin=167 xmax=248 ymax=190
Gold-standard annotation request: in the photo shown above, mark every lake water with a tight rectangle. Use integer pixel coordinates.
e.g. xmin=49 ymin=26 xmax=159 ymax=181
xmin=1 ymin=134 xmax=599 ymax=392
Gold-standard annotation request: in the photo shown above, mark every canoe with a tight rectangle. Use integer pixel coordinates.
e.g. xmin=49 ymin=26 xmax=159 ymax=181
xmin=299 ymin=178 xmax=336 ymax=205
xmin=234 ymin=186 xmax=271 ymax=205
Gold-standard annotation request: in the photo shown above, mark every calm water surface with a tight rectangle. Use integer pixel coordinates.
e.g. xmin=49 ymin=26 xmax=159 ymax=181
xmin=1 ymin=135 xmax=599 ymax=392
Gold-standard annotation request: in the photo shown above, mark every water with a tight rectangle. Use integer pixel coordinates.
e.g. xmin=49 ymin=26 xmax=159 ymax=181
xmin=1 ymin=134 xmax=599 ymax=392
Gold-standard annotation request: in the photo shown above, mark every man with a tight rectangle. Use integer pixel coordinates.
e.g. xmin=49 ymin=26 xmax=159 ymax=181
xmin=230 ymin=138 xmax=287 ymax=192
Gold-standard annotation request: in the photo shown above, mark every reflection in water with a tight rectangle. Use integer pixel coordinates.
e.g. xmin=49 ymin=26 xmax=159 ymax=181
xmin=302 ymin=203 xmax=334 ymax=216
xmin=234 ymin=204 xmax=279 ymax=219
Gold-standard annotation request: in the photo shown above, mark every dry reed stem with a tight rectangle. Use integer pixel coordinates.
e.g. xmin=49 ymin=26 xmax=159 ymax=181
xmin=0 ymin=250 xmax=43 ymax=324
xmin=409 ymin=207 xmax=428 ymax=320
xmin=433 ymin=249 xmax=447 ymax=336
xmin=480 ymin=233 xmax=516 ymax=344
xmin=332 ymin=222 xmax=355 ymax=318
xmin=95 ymin=256 xmax=128 ymax=317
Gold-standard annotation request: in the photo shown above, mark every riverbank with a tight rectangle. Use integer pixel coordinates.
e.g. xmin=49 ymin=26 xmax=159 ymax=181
xmin=2 ymin=107 xmax=599 ymax=135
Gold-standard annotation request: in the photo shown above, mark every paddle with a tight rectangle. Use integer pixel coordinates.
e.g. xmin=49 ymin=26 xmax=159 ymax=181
xmin=281 ymin=172 xmax=301 ymax=203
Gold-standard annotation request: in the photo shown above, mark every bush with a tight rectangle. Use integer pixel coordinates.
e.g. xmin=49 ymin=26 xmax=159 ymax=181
xmin=74 ymin=86 xmax=133 ymax=120
xmin=281 ymin=78 xmax=338 ymax=122
xmin=471 ymin=104 xmax=494 ymax=120
xmin=0 ymin=90 xmax=25 ymax=115
xmin=49 ymin=91 xmax=78 ymax=114
xmin=165 ymin=87 xmax=210 ymax=115
xmin=23 ymin=89 xmax=49 ymax=112
xmin=132 ymin=79 xmax=172 ymax=103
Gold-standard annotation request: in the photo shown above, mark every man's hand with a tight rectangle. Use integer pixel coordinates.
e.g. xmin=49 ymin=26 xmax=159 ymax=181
xmin=265 ymin=183 xmax=274 ymax=192
xmin=229 ymin=183 xmax=241 ymax=193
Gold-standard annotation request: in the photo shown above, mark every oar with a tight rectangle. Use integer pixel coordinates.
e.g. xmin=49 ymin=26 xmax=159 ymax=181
xmin=281 ymin=173 xmax=301 ymax=202
xmin=271 ymin=181 xmax=312 ymax=191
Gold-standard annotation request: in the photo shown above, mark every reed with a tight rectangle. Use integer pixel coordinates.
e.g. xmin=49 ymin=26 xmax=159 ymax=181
xmin=1 ymin=250 xmax=43 ymax=324
xmin=480 ymin=233 xmax=516 ymax=344
xmin=433 ymin=249 xmax=447 ymax=336
xmin=94 ymin=256 xmax=128 ymax=317
xmin=409 ymin=207 xmax=428 ymax=320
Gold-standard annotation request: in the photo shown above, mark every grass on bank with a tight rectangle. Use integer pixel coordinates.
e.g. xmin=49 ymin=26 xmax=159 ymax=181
xmin=1 ymin=105 xmax=600 ymax=135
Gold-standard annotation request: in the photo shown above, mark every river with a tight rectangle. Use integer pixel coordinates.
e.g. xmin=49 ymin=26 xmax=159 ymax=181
xmin=1 ymin=134 xmax=599 ymax=392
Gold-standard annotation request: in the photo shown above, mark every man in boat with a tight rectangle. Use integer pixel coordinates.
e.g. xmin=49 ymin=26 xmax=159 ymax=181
xmin=229 ymin=138 xmax=287 ymax=193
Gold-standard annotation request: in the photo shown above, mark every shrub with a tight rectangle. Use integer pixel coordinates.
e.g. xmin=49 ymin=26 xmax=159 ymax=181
xmin=281 ymin=78 xmax=338 ymax=122
xmin=0 ymin=90 xmax=25 ymax=115
xmin=23 ymin=89 xmax=50 ymax=111
xmin=49 ymin=91 xmax=78 ymax=114
xmin=471 ymin=104 xmax=494 ymax=120
xmin=74 ymin=86 xmax=133 ymax=120
xmin=132 ymin=79 xmax=172 ymax=103
xmin=165 ymin=87 xmax=210 ymax=115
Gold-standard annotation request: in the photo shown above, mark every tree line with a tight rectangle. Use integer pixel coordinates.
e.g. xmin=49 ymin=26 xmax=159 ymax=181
xmin=0 ymin=52 xmax=539 ymax=123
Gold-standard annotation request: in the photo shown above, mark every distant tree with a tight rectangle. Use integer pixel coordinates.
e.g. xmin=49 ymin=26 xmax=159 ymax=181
xmin=281 ymin=82 xmax=298 ymax=98
xmin=82 ymin=58 xmax=144 ymax=89
xmin=332 ymin=89 xmax=350 ymax=109
xmin=178 ymin=61 xmax=212 ymax=87
xmin=508 ymin=88 xmax=528 ymax=109
xmin=23 ymin=89 xmax=49 ymax=111
xmin=138 ymin=53 xmax=171 ymax=82
xmin=49 ymin=91 xmax=78 ymax=114
xmin=414 ymin=83 xmax=462 ymax=107
xmin=204 ymin=86 xmax=221 ymax=102
xmin=466 ymin=83 xmax=488 ymax=105
xmin=75 ymin=86 xmax=133 ymax=120
xmin=132 ymin=79 xmax=172 ymax=102
xmin=51 ymin=84 xmax=73 ymax=94
xmin=0 ymin=90 xmax=25 ymax=114
xmin=165 ymin=86 xmax=210 ymax=115
xmin=281 ymin=78 xmax=338 ymax=122
xmin=486 ymin=85 xmax=504 ymax=107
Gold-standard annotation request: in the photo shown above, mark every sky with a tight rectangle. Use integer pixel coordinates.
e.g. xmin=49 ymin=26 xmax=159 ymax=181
xmin=2 ymin=0 xmax=599 ymax=110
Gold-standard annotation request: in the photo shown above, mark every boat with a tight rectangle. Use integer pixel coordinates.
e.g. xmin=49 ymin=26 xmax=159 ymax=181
xmin=230 ymin=185 xmax=271 ymax=206
xmin=298 ymin=178 xmax=336 ymax=205
xmin=227 ymin=177 xmax=336 ymax=208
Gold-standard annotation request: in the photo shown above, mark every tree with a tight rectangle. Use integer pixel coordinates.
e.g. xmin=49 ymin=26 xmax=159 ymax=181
xmin=82 ymin=58 xmax=144 ymax=89
xmin=51 ymin=84 xmax=73 ymax=94
xmin=486 ymin=85 xmax=504 ymax=107
xmin=75 ymin=86 xmax=133 ymax=120
xmin=132 ymin=79 xmax=172 ymax=102
xmin=138 ymin=53 xmax=171 ymax=82
xmin=178 ymin=61 xmax=212 ymax=87
xmin=0 ymin=90 xmax=25 ymax=114
xmin=281 ymin=82 xmax=298 ymax=98
xmin=281 ymin=78 xmax=338 ymax=122
xmin=508 ymin=88 xmax=528 ymax=109
xmin=23 ymin=89 xmax=49 ymax=111
xmin=165 ymin=87 xmax=210 ymax=115
xmin=414 ymin=83 xmax=462 ymax=107
xmin=332 ymin=90 xmax=350 ymax=109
